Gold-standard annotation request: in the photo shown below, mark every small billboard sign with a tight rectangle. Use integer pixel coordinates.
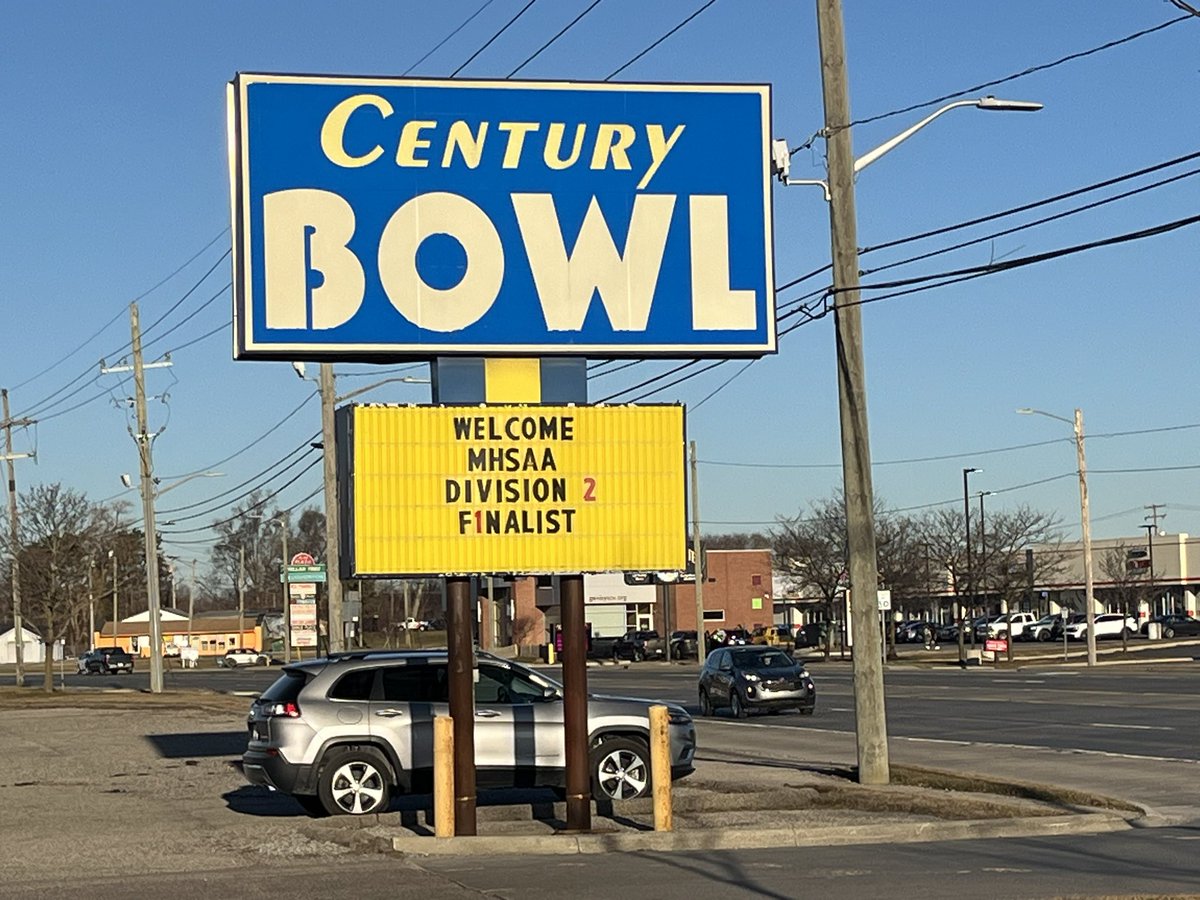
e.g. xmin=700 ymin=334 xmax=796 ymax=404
xmin=339 ymin=403 xmax=686 ymax=575
xmin=228 ymin=73 xmax=775 ymax=359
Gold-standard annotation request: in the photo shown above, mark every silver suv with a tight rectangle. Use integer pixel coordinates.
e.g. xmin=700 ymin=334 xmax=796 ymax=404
xmin=242 ymin=650 xmax=696 ymax=816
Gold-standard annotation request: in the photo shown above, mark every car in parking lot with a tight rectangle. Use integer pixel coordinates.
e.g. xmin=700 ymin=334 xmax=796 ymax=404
xmin=987 ymin=612 xmax=1038 ymax=640
xmin=1025 ymin=614 xmax=1064 ymax=642
xmin=1064 ymin=613 xmax=1137 ymax=642
xmin=242 ymin=650 xmax=696 ymax=816
xmin=219 ymin=647 xmax=271 ymax=668
xmin=76 ymin=647 xmax=135 ymax=675
xmin=669 ymin=630 xmax=699 ymax=659
xmin=697 ymin=645 xmax=816 ymax=719
xmin=1146 ymin=614 xmax=1200 ymax=639
xmin=612 ymin=630 xmax=665 ymax=661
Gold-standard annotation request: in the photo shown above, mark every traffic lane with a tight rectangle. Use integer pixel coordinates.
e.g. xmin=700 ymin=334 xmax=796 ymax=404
xmin=24 ymin=665 xmax=282 ymax=694
xmin=416 ymin=826 xmax=1200 ymax=900
xmin=580 ymin=665 xmax=1200 ymax=761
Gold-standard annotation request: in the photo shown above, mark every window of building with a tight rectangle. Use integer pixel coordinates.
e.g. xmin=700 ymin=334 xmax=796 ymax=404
xmin=752 ymin=574 xmax=762 ymax=586
xmin=702 ymin=610 xmax=725 ymax=622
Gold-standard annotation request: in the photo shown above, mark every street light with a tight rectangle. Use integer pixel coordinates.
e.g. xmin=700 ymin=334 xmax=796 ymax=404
xmin=1017 ymin=407 xmax=1096 ymax=666
xmin=961 ymin=468 xmax=981 ymax=664
xmin=798 ymin=15 xmax=1042 ymax=783
xmin=977 ymin=489 xmax=995 ymax=623
xmin=121 ymin=469 xmax=222 ymax=691
xmin=291 ymin=363 xmax=429 ymax=654
xmin=774 ymin=96 xmax=1044 ymax=196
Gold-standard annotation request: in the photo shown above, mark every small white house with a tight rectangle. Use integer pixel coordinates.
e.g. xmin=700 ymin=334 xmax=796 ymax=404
xmin=0 ymin=624 xmax=64 ymax=665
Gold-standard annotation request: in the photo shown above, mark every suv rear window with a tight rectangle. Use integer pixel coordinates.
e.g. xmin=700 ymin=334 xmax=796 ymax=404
xmin=330 ymin=668 xmax=377 ymax=701
xmin=381 ymin=664 xmax=448 ymax=702
xmin=260 ymin=670 xmax=310 ymax=703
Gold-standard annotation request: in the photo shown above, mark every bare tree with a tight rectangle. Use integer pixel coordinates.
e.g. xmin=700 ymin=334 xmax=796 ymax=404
xmin=772 ymin=497 xmax=847 ymax=659
xmin=1099 ymin=542 xmax=1151 ymax=652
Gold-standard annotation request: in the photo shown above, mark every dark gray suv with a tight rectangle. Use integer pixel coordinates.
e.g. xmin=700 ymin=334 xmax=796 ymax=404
xmin=242 ymin=650 xmax=696 ymax=816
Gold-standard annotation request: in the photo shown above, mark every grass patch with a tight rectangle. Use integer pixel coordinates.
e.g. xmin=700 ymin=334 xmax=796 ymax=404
xmin=0 ymin=687 xmax=251 ymax=714
xmin=816 ymin=763 xmax=1142 ymax=814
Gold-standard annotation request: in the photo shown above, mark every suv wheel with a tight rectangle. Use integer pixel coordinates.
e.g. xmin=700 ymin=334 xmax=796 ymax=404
xmin=730 ymin=690 xmax=748 ymax=719
xmin=699 ymin=689 xmax=713 ymax=717
xmin=318 ymin=747 xmax=392 ymax=816
xmin=591 ymin=737 xmax=651 ymax=801
xmin=1163 ymin=626 xmax=1175 ymax=639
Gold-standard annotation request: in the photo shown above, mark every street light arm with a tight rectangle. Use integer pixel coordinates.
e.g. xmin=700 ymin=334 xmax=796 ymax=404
xmin=335 ymin=375 xmax=430 ymax=404
xmin=1015 ymin=407 xmax=1073 ymax=426
xmin=853 ymin=96 xmax=1043 ymax=174
xmin=154 ymin=471 xmax=224 ymax=497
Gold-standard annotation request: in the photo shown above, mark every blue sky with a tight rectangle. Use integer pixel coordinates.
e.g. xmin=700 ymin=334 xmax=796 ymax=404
xmin=2 ymin=1 xmax=1198 ymax=570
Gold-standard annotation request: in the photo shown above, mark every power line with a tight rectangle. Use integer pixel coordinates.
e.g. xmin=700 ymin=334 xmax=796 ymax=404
xmin=404 ymin=0 xmax=502 ymax=75
xmin=604 ymin=0 xmax=717 ymax=80
xmin=839 ymin=15 xmax=1193 ymax=132
xmin=159 ymin=389 xmax=319 ymax=481
xmin=140 ymin=250 xmax=231 ymax=342
xmin=162 ymin=322 xmax=226 ymax=356
xmin=860 ymin=166 xmax=1200 ymax=279
xmin=7 ymin=229 xmax=227 ymax=392
xmin=507 ymin=0 xmax=605 ymax=76
xmin=860 ymin=149 xmax=1200 ymax=256
xmin=143 ymin=282 xmax=231 ymax=353
xmin=158 ymin=434 xmax=320 ymax=517
xmin=451 ymin=0 xmax=540 ymax=77
xmin=159 ymin=459 xmax=323 ymax=536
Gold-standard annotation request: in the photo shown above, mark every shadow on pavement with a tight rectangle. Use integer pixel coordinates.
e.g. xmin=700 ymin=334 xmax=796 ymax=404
xmin=145 ymin=731 xmax=248 ymax=758
xmin=223 ymin=785 xmax=313 ymax=817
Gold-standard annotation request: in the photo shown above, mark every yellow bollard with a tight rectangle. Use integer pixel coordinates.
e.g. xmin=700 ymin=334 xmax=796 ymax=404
xmin=547 ymin=640 xmax=556 ymax=665
xmin=433 ymin=715 xmax=455 ymax=838
xmin=649 ymin=704 xmax=673 ymax=832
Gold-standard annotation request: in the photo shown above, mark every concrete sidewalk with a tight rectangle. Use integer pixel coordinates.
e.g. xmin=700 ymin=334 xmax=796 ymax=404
xmin=382 ymin=752 xmax=1140 ymax=857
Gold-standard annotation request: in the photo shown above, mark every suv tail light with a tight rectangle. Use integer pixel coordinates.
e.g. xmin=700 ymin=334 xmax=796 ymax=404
xmin=267 ymin=701 xmax=301 ymax=718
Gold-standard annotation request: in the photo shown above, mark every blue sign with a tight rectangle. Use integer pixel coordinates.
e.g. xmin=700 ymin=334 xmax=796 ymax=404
xmin=229 ymin=73 xmax=775 ymax=359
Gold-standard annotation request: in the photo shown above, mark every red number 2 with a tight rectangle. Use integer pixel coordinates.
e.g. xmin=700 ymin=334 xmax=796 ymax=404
xmin=583 ymin=477 xmax=596 ymax=501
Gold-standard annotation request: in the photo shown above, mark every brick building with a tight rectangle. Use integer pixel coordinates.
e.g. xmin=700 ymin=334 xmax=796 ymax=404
xmin=509 ymin=548 xmax=776 ymax=653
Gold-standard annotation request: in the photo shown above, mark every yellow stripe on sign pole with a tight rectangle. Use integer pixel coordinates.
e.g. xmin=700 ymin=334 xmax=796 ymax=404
xmin=349 ymin=404 xmax=685 ymax=575
xmin=484 ymin=358 xmax=541 ymax=403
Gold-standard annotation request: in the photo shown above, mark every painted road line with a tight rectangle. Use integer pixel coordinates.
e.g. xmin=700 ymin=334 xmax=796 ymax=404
xmin=697 ymin=719 xmax=1200 ymax=765
xmin=1088 ymin=723 xmax=1173 ymax=731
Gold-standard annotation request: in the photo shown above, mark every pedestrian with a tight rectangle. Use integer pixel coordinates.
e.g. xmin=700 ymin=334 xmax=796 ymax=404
xmin=925 ymin=622 xmax=940 ymax=651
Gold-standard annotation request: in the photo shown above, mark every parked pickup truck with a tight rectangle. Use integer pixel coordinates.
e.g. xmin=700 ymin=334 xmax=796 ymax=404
xmin=612 ymin=630 xmax=667 ymax=661
xmin=986 ymin=612 xmax=1038 ymax=640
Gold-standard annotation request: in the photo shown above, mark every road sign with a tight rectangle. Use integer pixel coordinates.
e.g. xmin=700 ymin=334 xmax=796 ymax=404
xmin=340 ymin=403 xmax=686 ymax=575
xmin=228 ymin=73 xmax=775 ymax=360
xmin=280 ymin=563 xmax=327 ymax=583
xmin=876 ymin=590 xmax=892 ymax=611
xmin=985 ymin=638 xmax=1008 ymax=653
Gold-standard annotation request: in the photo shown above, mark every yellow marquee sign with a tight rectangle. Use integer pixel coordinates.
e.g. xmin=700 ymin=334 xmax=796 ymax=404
xmin=340 ymin=404 xmax=686 ymax=575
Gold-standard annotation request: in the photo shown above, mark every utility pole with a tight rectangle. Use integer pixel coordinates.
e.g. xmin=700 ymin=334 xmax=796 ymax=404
xmin=815 ymin=0 xmax=889 ymax=785
xmin=130 ymin=302 xmax=166 ymax=692
xmin=280 ymin=514 xmax=291 ymax=663
xmin=319 ymin=364 xmax=344 ymax=653
xmin=88 ymin=560 xmax=96 ymax=652
xmin=99 ymin=306 xmax=171 ymax=689
xmin=2 ymin=388 xmax=34 ymax=687
xmin=690 ymin=441 xmax=705 ymax=656
xmin=188 ymin=559 xmax=196 ymax=648
xmin=1074 ymin=409 xmax=1096 ymax=667
xmin=1141 ymin=522 xmax=1159 ymax=615
xmin=237 ymin=545 xmax=245 ymax=650
xmin=111 ymin=551 xmax=119 ymax=648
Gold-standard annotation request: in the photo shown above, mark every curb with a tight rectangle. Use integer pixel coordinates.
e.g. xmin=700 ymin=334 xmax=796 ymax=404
xmin=392 ymin=811 xmax=1130 ymax=857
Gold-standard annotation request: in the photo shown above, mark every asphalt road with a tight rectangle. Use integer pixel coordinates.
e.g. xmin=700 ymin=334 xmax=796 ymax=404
xmin=4 ymin=827 xmax=1199 ymax=899
xmin=29 ymin=651 xmax=1200 ymax=763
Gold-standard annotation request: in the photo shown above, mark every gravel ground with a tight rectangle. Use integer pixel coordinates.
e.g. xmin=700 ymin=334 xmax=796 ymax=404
xmin=0 ymin=692 xmax=1117 ymax=883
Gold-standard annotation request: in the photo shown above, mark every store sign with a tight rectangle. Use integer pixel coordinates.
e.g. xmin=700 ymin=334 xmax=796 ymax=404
xmin=289 ymin=582 xmax=318 ymax=648
xmin=340 ymin=404 xmax=686 ymax=575
xmin=228 ymin=73 xmax=775 ymax=359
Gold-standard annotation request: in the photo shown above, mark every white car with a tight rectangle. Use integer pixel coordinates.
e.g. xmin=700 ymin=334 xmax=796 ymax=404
xmin=1064 ymin=613 xmax=1137 ymax=642
xmin=987 ymin=612 xmax=1038 ymax=640
xmin=218 ymin=648 xmax=271 ymax=667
